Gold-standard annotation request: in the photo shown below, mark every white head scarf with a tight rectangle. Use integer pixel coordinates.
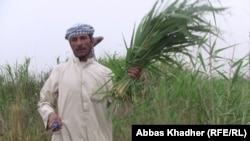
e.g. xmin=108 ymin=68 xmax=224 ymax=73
xmin=65 ymin=23 xmax=95 ymax=40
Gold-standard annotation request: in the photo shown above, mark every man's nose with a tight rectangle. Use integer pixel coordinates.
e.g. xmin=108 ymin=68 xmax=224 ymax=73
xmin=76 ymin=39 xmax=82 ymax=45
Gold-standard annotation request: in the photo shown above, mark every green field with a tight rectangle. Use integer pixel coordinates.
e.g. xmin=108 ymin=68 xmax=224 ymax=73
xmin=1 ymin=1 xmax=249 ymax=140
xmin=0 ymin=43 xmax=249 ymax=141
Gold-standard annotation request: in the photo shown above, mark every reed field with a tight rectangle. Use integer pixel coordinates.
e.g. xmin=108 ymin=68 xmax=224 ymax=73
xmin=0 ymin=43 xmax=249 ymax=141
xmin=1 ymin=0 xmax=250 ymax=141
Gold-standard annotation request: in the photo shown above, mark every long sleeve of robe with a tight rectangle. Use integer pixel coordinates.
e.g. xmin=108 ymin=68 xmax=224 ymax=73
xmin=38 ymin=57 xmax=114 ymax=141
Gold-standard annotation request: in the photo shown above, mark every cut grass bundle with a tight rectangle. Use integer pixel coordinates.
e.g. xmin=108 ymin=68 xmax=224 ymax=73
xmin=108 ymin=0 xmax=227 ymax=110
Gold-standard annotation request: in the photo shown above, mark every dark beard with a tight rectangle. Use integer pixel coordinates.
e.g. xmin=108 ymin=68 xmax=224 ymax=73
xmin=78 ymin=51 xmax=92 ymax=61
xmin=78 ymin=55 xmax=87 ymax=61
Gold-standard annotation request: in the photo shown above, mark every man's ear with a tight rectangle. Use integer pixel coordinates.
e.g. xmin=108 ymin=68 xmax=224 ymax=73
xmin=90 ymin=38 xmax=94 ymax=47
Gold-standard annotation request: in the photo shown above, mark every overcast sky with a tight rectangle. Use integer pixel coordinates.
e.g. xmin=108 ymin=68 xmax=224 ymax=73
xmin=0 ymin=0 xmax=250 ymax=72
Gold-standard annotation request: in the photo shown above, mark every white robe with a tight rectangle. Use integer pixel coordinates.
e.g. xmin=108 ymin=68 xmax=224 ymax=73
xmin=38 ymin=57 xmax=114 ymax=141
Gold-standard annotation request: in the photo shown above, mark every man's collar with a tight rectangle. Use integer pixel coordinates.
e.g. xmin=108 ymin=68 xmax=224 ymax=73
xmin=73 ymin=57 xmax=94 ymax=67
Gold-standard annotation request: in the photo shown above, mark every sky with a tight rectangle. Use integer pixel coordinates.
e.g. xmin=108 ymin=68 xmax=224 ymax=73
xmin=0 ymin=0 xmax=250 ymax=72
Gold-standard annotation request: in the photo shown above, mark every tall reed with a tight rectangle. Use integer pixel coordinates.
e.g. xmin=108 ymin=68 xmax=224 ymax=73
xmin=108 ymin=0 xmax=227 ymax=114
xmin=0 ymin=58 xmax=51 ymax=141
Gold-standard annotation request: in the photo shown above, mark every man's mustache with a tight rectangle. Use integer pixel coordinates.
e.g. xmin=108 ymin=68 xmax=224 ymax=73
xmin=76 ymin=46 xmax=86 ymax=51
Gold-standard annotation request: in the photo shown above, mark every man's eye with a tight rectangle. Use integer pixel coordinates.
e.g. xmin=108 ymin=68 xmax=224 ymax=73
xmin=71 ymin=38 xmax=77 ymax=41
xmin=80 ymin=36 xmax=86 ymax=40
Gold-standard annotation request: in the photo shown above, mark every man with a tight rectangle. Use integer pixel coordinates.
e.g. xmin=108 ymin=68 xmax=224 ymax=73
xmin=38 ymin=23 xmax=141 ymax=141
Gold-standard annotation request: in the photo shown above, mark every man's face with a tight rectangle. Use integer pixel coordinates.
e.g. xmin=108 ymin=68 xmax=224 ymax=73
xmin=69 ymin=34 xmax=93 ymax=61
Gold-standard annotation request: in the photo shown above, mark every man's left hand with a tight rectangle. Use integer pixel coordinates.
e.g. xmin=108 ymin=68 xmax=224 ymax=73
xmin=128 ymin=66 xmax=141 ymax=80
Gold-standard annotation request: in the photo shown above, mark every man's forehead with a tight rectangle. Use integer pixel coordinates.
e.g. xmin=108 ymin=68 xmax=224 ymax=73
xmin=70 ymin=34 xmax=90 ymax=41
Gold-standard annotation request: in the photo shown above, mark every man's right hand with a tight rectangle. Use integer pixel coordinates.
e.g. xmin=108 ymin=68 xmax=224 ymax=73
xmin=47 ymin=112 xmax=62 ymax=132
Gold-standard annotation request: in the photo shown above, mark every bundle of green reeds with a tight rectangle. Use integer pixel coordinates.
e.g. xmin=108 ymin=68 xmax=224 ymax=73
xmin=108 ymin=0 xmax=226 ymax=108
